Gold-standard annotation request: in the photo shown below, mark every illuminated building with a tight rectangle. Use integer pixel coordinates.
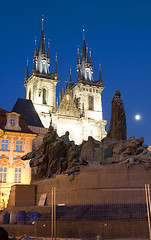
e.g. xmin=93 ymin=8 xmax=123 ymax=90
xmin=0 ymin=108 xmax=36 ymax=207
xmin=25 ymin=25 xmax=107 ymax=144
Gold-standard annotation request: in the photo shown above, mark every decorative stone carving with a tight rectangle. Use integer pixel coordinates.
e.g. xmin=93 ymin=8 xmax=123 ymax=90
xmin=21 ymin=125 xmax=104 ymax=181
xmin=56 ymin=88 xmax=81 ymax=118
xmin=12 ymin=159 xmax=25 ymax=168
xmin=0 ymin=158 xmax=10 ymax=167
xmin=21 ymin=91 xmax=151 ymax=182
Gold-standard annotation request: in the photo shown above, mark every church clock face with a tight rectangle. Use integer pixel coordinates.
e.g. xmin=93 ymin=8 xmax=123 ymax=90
xmin=10 ymin=119 xmax=15 ymax=126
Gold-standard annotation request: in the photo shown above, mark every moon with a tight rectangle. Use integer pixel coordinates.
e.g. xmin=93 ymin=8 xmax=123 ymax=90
xmin=135 ymin=114 xmax=141 ymax=121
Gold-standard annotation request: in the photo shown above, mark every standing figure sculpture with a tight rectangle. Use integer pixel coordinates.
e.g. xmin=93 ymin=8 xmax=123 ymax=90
xmin=107 ymin=90 xmax=127 ymax=140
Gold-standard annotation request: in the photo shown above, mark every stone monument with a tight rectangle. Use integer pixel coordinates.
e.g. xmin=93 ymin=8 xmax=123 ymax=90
xmin=4 ymin=90 xmax=151 ymax=239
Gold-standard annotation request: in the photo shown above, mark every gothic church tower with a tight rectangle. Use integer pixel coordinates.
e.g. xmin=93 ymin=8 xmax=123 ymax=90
xmin=24 ymin=20 xmax=58 ymax=128
xmin=51 ymin=29 xmax=107 ymax=144
xmin=72 ymin=28 xmax=105 ymax=125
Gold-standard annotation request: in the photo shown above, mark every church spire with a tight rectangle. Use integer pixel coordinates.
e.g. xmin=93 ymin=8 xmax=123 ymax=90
xmin=77 ymin=28 xmax=93 ymax=82
xmin=81 ymin=30 xmax=87 ymax=62
xmin=34 ymin=17 xmax=50 ymax=75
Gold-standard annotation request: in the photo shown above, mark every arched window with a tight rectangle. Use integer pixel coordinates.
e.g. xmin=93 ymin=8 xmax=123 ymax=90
xmin=89 ymin=96 xmax=94 ymax=110
xmin=29 ymin=89 xmax=31 ymax=100
xmin=43 ymin=88 xmax=47 ymax=104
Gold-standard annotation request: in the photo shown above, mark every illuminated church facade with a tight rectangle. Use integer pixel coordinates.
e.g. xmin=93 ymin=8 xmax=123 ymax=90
xmin=24 ymin=25 xmax=107 ymax=144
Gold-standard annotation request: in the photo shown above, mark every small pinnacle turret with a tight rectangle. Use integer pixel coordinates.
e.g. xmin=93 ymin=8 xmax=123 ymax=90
xmin=69 ymin=67 xmax=72 ymax=86
xmin=33 ymin=38 xmax=37 ymax=74
xmin=89 ymin=48 xmax=92 ymax=66
xmin=54 ymin=53 xmax=58 ymax=80
xmin=99 ymin=64 xmax=103 ymax=87
xmin=77 ymin=68 xmax=81 ymax=81
xmin=47 ymin=40 xmax=50 ymax=59
xmin=24 ymin=59 xmax=29 ymax=85
xmin=77 ymin=47 xmax=80 ymax=65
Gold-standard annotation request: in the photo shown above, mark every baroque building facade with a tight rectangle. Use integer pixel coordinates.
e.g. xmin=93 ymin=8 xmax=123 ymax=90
xmin=24 ymin=27 xmax=107 ymax=144
xmin=0 ymin=108 xmax=36 ymax=207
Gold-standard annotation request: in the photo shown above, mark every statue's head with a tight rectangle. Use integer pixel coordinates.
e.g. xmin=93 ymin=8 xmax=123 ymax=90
xmin=114 ymin=90 xmax=121 ymax=97
xmin=66 ymin=131 xmax=69 ymax=136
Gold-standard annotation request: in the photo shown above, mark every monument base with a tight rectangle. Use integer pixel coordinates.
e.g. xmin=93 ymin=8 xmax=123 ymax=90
xmin=3 ymin=164 xmax=151 ymax=238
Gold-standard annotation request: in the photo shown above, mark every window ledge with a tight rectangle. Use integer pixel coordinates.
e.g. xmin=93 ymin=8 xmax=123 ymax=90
xmin=0 ymin=150 xmax=10 ymax=152
xmin=13 ymin=151 xmax=24 ymax=153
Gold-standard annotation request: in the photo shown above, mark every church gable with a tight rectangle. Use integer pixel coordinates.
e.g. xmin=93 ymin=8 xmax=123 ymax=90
xmin=56 ymin=89 xmax=81 ymax=118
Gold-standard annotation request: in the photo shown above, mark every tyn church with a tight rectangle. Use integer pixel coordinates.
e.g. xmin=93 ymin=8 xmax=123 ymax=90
xmin=24 ymin=26 xmax=107 ymax=144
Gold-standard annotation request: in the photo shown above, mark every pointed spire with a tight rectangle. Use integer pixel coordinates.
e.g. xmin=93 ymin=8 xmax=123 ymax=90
xmin=59 ymin=91 xmax=61 ymax=103
xmin=47 ymin=40 xmax=50 ymax=59
xmin=33 ymin=37 xmax=37 ymax=74
xmin=81 ymin=37 xmax=86 ymax=62
xmin=83 ymin=25 xmax=85 ymax=41
xmin=77 ymin=47 xmax=80 ymax=65
xmin=24 ymin=59 xmax=29 ymax=85
xmin=62 ymin=87 xmax=64 ymax=97
xmin=77 ymin=68 xmax=81 ymax=82
xmin=54 ymin=53 xmax=58 ymax=80
xmin=35 ymin=18 xmax=51 ymax=75
xmin=76 ymin=28 xmax=93 ymax=82
xmin=25 ymin=59 xmax=29 ymax=79
xmin=38 ymin=17 xmax=46 ymax=57
xmin=55 ymin=53 xmax=58 ymax=73
xmin=86 ymin=44 xmax=89 ymax=63
xmin=99 ymin=64 xmax=103 ymax=87
xmin=42 ymin=15 xmax=44 ymax=31
xmin=90 ymin=48 xmax=92 ymax=66
xmin=34 ymin=37 xmax=37 ymax=57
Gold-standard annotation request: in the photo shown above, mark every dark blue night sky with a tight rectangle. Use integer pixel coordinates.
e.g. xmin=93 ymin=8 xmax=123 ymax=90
xmin=0 ymin=0 xmax=151 ymax=145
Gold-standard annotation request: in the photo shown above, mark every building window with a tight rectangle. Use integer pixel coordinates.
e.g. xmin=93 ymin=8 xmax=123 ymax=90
xmin=43 ymin=88 xmax=47 ymax=104
xmin=89 ymin=96 xmax=94 ymax=110
xmin=14 ymin=168 xmax=21 ymax=183
xmin=0 ymin=167 xmax=7 ymax=183
xmin=1 ymin=140 xmax=8 ymax=151
xmin=16 ymin=141 xmax=23 ymax=152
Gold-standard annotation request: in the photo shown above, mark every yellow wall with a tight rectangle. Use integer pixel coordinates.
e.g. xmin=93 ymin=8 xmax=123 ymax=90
xmin=0 ymin=131 xmax=36 ymax=208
